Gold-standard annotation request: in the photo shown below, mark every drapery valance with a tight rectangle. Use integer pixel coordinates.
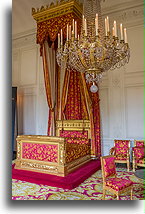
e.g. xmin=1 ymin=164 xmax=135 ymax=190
xmin=32 ymin=0 xmax=82 ymax=54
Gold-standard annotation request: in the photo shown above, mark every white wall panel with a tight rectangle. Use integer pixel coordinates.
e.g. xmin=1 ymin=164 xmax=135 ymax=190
xmin=125 ymin=86 xmax=143 ymax=138
xmin=12 ymin=50 xmax=20 ymax=86
xmin=125 ymin=25 xmax=143 ymax=73
xmin=36 ymin=86 xmax=48 ymax=135
xmin=22 ymin=95 xmax=36 ymax=135
xmin=99 ymin=88 xmax=109 ymax=138
xmin=20 ymin=47 xmax=37 ymax=86
xmin=39 ymin=56 xmax=44 ymax=85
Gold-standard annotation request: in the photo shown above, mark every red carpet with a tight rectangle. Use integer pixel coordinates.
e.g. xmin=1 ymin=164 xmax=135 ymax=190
xmin=12 ymin=159 xmax=101 ymax=190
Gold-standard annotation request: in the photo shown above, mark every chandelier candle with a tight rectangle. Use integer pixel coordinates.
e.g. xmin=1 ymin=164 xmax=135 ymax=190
xmin=106 ymin=16 xmax=109 ymax=32
xmin=95 ymin=14 xmax=98 ymax=36
xmin=120 ymin=23 xmax=123 ymax=40
xmin=113 ymin=21 xmax=117 ymax=37
xmin=69 ymin=25 xmax=71 ymax=40
xmin=67 ymin=24 xmax=69 ymax=41
xmin=112 ymin=27 xmax=115 ymax=37
xmin=58 ymin=33 xmax=60 ymax=49
xmin=75 ymin=21 xmax=77 ymax=39
xmin=83 ymin=15 xmax=85 ymax=31
xmin=84 ymin=19 xmax=87 ymax=36
xmin=56 ymin=0 xmax=130 ymax=93
xmin=105 ymin=18 xmax=107 ymax=36
xmin=124 ymin=28 xmax=127 ymax=43
xmin=73 ymin=19 xmax=75 ymax=33
xmin=61 ymin=29 xmax=63 ymax=46
xmin=78 ymin=34 xmax=80 ymax=41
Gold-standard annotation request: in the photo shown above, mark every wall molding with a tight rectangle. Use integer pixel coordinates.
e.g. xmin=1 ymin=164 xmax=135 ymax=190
xmin=12 ymin=31 xmax=38 ymax=49
xmin=102 ymin=1 xmax=143 ymax=28
xmin=124 ymin=85 xmax=143 ymax=139
xmin=18 ymin=86 xmax=37 ymax=96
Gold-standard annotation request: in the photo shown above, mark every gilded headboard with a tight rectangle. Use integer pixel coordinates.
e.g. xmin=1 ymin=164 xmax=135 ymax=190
xmin=56 ymin=120 xmax=91 ymax=139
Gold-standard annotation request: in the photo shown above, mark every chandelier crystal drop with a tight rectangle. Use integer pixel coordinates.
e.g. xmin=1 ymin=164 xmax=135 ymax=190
xmin=56 ymin=0 xmax=130 ymax=92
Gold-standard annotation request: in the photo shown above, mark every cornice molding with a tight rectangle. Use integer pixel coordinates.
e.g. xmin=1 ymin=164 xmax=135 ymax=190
xmin=12 ymin=28 xmax=37 ymax=40
xmin=12 ymin=31 xmax=37 ymax=49
xmin=101 ymin=0 xmax=143 ymax=15
xmin=102 ymin=1 xmax=143 ymax=27
xmin=12 ymin=0 xmax=143 ymax=44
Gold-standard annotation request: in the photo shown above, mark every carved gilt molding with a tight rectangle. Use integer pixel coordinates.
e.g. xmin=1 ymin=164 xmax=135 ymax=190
xmin=20 ymin=161 xmax=59 ymax=173
xmin=32 ymin=0 xmax=83 ymax=23
xmin=56 ymin=120 xmax=90 ymax=128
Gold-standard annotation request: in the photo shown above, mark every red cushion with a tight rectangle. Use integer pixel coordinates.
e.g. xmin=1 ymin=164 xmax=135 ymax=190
xmin=115 ymin=156 xmax=127 ymax=160
xmin=106 ymin=178 xmax=133 ymax=191
xmin=137 ymin=159 xmax=145 ymax=164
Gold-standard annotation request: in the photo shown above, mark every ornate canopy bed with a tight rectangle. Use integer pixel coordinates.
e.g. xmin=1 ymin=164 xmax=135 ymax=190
xmin=14 ymin=0 xmax=102 ymax=179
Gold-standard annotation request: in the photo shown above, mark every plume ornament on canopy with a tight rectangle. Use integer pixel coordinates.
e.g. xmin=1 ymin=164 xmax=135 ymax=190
xmin=56 ymin=0 xmax=130 ymax=93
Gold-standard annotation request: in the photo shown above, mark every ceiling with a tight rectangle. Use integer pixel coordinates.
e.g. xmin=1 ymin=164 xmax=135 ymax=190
xmin=12 ymin=0 xmax=142 ymax=36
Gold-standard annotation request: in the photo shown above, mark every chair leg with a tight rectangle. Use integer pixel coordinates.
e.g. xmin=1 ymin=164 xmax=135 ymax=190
xmin=117 ymin=193 xmax=119 ymax=200
xmin=131 ymin=188 xmax=133 ymax=200
xmin=127 ymin=160 xmax=130 ymax=172
xmin=133 ymin=161 xmax=136 ymax=172
xmin=102 ymin=189 xmax=106 ymax=200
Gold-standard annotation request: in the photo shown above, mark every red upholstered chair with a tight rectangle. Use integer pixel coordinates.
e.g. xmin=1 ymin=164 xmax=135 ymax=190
xmin=110 ymin=140 xmax=130 ymax=171
xmin=132 ymin=140 xmax=145 ymax=172
xmin=100 ymin=155 xmax=133 ymax=200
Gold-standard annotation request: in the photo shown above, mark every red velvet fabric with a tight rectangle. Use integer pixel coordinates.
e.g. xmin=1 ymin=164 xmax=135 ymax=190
xmin=135 ymin=141 xmax=145 ymax=147
xmin=106 ymin=178 xmax=133 ymax=191
xmin=64 ymin=70 xmax=87 ymax=120
xmin=60 ymin=130 xmax=88 ymax=139
xmin=115 ymin=140 xmax=130 ymax=158
xmin=65 ymin=138 xmax=90 ymax=144
xmin=87 ymin=83 xmax=101 ymax=157
xmin=63 ymin=70 xmax=101 ymax=157
xmin=133 ymin=147 xmax=144 ymax=160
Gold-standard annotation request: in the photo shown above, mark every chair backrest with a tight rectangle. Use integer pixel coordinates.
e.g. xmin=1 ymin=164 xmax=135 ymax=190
xmin=101 ymin=155 xmax=116 ymax=182
xmin=134 ymin=140 xmax=145 ymax=147
xmin=133 ymin=147 xmax=144 ymax=159
xmin=114 ymin=140 xmax=130 ymax=156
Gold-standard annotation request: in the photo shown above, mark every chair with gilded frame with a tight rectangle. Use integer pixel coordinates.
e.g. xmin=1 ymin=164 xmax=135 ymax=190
xmin=100 ymin=155 xmax=133 ymax=200
xmin=132 ymin=140 xmax=145 ymax=172
xmin=110 ymin=140 xmax=131 ymax=171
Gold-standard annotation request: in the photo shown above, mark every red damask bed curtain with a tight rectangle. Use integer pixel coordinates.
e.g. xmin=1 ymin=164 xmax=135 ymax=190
xmin=32 ymin=1 xmax=101 ymax=157
xmin=42 ymin=41 xmax=56 ymax=136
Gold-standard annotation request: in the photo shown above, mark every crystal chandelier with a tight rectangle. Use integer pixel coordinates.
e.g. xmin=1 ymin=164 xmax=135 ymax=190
xmin=56 ymin=0 xmax=130 ymax=93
